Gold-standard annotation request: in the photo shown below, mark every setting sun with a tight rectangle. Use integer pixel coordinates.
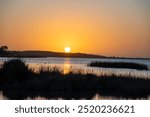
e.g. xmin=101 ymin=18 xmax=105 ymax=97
xmin=64 ymin=47 xmax=71 ymax=53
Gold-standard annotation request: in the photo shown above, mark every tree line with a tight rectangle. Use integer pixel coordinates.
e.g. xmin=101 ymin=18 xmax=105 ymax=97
xmin=0 ymin=45 xmax=8 ymax=55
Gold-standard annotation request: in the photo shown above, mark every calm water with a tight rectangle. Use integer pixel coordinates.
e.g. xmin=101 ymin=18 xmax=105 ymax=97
xmin=0 ymin=57 xmax=150 ymax=100
xmin=1 ymin=57 xmax=150 ymax=78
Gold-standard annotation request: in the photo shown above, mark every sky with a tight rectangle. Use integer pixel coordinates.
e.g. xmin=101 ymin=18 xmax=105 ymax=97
xmin=0 ymin=0 xmax=150 ymax=58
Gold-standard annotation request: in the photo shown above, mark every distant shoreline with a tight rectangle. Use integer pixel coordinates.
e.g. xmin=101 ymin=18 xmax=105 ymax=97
xmin=0 ymin=50 xmax=150 ymax=60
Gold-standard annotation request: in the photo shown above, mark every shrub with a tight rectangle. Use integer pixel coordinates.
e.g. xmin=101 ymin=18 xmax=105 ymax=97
xmin=0 ymin=59 xmax=32 ymax=85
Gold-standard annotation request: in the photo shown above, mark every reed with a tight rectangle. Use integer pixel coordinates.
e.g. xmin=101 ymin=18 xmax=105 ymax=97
xmin=88 ymin=61 xmax=149 ymax=70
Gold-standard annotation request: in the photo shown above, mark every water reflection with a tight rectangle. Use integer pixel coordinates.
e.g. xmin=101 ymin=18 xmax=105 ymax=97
xmin=0 ymin=91 xmax=150 ymax=100
xmin=63 ymin=64 xmax=71 ymax=74
xmin=63 ymin=58 xmax=71 ymax=74
xmin=0 ymin=92 xmax=7 ymax=100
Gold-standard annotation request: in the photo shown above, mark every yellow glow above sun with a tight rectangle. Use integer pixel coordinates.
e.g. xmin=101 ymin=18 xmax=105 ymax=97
xmin=64 ymin=47 xmax=71 ymax=53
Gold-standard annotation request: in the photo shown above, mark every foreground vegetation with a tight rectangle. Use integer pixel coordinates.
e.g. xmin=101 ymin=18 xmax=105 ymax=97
xmin=0 ymin=59 xmax=150 ymax=100
xmin=88 ymin=61 xmax=149 ymax=70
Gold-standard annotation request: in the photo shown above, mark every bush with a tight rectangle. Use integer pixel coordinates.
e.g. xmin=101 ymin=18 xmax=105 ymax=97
xmin=0 ymin=59 xmax=32 ymax=85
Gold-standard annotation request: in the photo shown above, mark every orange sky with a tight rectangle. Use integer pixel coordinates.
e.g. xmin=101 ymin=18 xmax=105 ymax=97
xmin=0 ymin=0 xmax=150 ymax=57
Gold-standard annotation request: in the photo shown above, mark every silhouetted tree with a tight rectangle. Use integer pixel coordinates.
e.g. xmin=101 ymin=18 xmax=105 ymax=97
xmin=0 ymin=45 xmax=8 ymax=56
xmin=0 ymin=46 xmax=8 ymax=51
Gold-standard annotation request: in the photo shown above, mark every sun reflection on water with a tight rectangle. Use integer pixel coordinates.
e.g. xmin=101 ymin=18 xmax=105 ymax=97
xmin=63 ymin=63 xmax=71 ymax=74
xmin=63 ymin=58 xmax=71 ymax=74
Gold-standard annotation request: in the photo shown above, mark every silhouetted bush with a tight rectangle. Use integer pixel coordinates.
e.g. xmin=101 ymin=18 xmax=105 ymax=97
xmin=0 ymin=59 xmax=33 ymax=85
xmin=88 ymin=61 xmax=149 ymax=70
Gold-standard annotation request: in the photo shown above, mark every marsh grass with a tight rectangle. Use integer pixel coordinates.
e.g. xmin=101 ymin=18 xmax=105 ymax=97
xmin=0 ymin=59 xmax=150 ymax=100
xmin=88 ymin=61 xmax=149 ymax=70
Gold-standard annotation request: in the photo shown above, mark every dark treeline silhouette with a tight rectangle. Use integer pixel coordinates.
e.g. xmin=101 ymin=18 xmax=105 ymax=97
xmin=0 ymin=46 xmax=8 ymax=56
xmin=0 ymin=59 xmax=150 ymax=100
xmin=0 ymin=45 xmax=150 ymax=60
xmin=88 ymin=61 xmax=149 ymax=70
xmin=0 ymin=46 xmax=8 ymax=51
xmin=1 ymin=50 xmax=106 ymax=58
xmin=0 ymin=45 xmax=106 ymax=58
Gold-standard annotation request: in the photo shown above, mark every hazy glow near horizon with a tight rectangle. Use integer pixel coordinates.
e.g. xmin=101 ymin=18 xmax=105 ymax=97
xmin=0 ymin=0 xmax=150 ymax=57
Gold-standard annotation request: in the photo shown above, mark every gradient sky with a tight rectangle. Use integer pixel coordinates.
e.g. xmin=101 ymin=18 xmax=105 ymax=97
xmin=0 ymin=0 xmax=150 ymax=57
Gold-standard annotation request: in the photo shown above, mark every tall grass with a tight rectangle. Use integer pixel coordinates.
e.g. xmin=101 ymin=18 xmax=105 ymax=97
xmin=88 ymin=61 xmax=149 ymax=70
xmin=0 ymin=59 xmax=150 ymax=100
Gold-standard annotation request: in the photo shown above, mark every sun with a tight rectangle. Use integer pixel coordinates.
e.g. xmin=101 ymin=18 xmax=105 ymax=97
xmin=64 ymin=47 xmax=71 ymax=53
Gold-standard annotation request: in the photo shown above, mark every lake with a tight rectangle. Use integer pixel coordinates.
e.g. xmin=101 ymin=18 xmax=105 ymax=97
xmin=0 ymin=57 xmax=150 ymax=100
xmin=1 ymin=57 xmax=150 ymax=78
